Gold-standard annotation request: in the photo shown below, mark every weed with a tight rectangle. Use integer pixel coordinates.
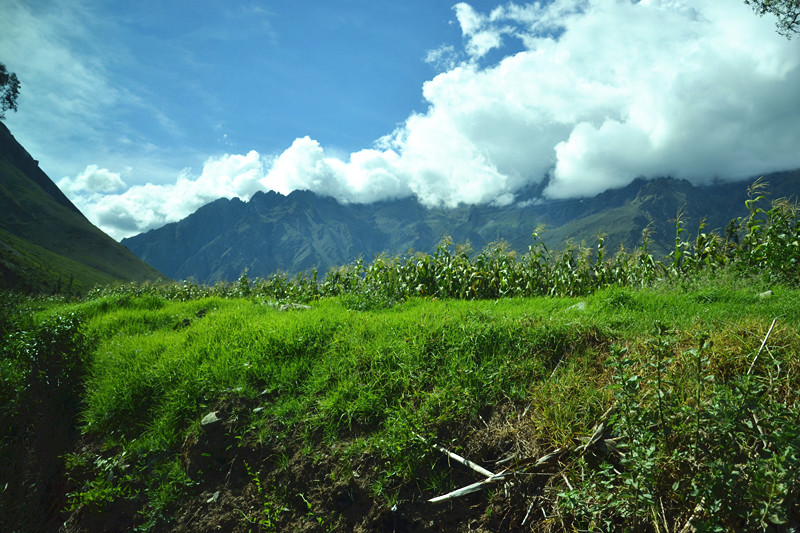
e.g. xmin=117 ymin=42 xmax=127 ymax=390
xmin=558 ymin=330 xmax=800 ymax=531
xmin=241 ymin=461 xmax=282 ymax=532
xmin=299 ymin=493 xmax=327 ymax=530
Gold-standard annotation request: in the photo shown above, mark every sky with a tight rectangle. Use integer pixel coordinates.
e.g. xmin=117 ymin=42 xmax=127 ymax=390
xmin=2 ymin=0 xmax=799 ymax=241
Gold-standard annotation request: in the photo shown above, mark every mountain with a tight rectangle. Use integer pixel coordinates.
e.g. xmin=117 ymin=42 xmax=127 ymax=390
xmin=0 ymin=122 xmax=165 ymax=294
xmin=122 ymin=170 xmax=800 ymax=284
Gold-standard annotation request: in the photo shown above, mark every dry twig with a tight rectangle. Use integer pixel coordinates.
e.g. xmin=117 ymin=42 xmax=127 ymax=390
xmin=748 ymin=318 xmax=777 ymax=375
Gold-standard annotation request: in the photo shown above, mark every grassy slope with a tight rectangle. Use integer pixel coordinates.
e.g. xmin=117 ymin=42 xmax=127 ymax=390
xmin=0 ymin=155 xmax=164 ymax=293
xmin=21 ymin=275 xmax=797 ymax=531
xmin=0 ymin=228 xmax=127 ymax=294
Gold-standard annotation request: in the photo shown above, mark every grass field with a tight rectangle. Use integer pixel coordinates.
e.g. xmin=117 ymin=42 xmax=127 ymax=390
xmin=2 ymin=272 xmax=798 ymax=531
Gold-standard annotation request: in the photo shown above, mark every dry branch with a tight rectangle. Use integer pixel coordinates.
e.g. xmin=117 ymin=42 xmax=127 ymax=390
xmin=748 ymin=317 xmax=778 ymax=374
xmin=429 ymin=442 xmax=497 ymax=478
xmin=428 ymin=472 xmax=511 ymax=503
xmin=426 ymin=405 xmax=614 ymax=504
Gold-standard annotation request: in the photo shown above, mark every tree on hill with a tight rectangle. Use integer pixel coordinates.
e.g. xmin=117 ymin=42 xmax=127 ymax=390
xmin=1 ymin=63 xmax=21 ymax=120
xmin=745 ymin=0 xmax=800 ymax=37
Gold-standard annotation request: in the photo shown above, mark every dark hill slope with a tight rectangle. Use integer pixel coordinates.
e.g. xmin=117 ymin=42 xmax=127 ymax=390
xmin=122 ymin=170 xmax=800 ymax=284
xmin=0 ymin=122 xmax=164 ymax=294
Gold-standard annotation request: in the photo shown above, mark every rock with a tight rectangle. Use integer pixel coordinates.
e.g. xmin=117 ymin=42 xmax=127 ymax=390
xmin=758 ymin=290 xmax=773 ymax=299
xmin=278 ymin=303 xmax=312 ymax=311
xmin=567 ymin=301 xmax=587 ymax=311
xmin=200 ymin=411 xmax=223 ymax=430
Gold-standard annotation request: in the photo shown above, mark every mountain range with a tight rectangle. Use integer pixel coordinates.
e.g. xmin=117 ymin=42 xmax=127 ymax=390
xmin=122 ymin=169 xmax=800 ymax=284
xmin=0 ymin=122 xmax=164 ymax=294
xmin=2 ymin=119 xmax=797 ymax=290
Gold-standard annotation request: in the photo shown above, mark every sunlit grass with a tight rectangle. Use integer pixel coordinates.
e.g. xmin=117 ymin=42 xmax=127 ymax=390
xmin=2 ymin=186 xmax=798 ymax=530
xmin=3 ymin=273 xmax=798 ymax=531
xmin=72 ymin=277 xmax=800 ymax=462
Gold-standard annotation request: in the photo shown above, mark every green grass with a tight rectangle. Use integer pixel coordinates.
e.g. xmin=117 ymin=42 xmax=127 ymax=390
xmin=80 ymin=297 xmax=577 ymax=449
xmin=4 ymin=273 xmax=795 ymax=530
xmin=1 ymin=188 xmax=798 ymax=531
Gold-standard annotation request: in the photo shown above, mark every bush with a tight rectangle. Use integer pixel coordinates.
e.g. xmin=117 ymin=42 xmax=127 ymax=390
xmin=0 ymin=306 xmax=95 ymax=530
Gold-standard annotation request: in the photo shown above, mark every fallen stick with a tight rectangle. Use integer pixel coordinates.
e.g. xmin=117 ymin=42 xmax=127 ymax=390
xmin=521 ymin=499 xmax=536 ymax=526
xmin=678 ymin=497 xmax=705 ymax=533
xmin=428 ymin=472 xmax=510 ymax=502
xmin=532 ymin=449 xmax=563 ymax=468
xmin=574 ymin=405 xmax=615 ymax=453
xmin=426 ymin=406 xmax=611 ymax=504
xmin=410 ymin=431 xmax=499 ymax=479
xmin=560 ymin=472 xmax=574 ymax=491
xmin=431 ymin=441 xmax=497 ymax=478
xmin=748 ymin=318 xmax=777 ymax=375
xmin=428 ymin=448 xmax=566 ymax=503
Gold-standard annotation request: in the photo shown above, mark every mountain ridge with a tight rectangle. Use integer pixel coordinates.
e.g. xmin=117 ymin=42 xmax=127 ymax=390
xmin=0 ymin=122 xmax=83 ymax=216
xmin=122 ymin=170 xmax=800 ymax=284
xmin=0 ymin=122 xmax=165 ymax=294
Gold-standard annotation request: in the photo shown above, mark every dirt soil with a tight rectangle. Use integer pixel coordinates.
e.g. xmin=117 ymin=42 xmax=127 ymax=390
xmin=57 ymin=402 xmax=576 ymax=533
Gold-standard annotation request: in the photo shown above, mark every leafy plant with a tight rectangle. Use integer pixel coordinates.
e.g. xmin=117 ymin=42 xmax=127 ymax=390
xmin=242 ymin=461 xmax=282 ymax=532
xmin=558 ymin=330 xmax=800 ymax=531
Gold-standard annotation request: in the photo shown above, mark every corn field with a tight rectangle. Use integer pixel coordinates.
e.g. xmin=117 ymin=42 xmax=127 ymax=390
xmin=92 ymin=181 xmax=799 ymax=304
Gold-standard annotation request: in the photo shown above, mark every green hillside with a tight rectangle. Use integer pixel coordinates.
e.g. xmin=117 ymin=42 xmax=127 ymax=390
xmin=0 ymin=124 xmax=164 ymax=293
xmin=0 ymin=228 xmax=134 ymax=294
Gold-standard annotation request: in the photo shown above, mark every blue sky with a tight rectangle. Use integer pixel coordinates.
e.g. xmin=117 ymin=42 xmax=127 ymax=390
xmin=2 ymin=0 xmax=800 ymax=240
xmin=3 ymin=2 xmax=476 ymax=178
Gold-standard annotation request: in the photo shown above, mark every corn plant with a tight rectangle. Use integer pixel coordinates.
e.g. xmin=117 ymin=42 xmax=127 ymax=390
xmin=83 ymin=180 xmax=799 ymax=305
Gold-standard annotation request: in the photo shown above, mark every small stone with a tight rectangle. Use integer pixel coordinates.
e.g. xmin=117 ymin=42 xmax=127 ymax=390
xmin=759 ymin=290 xmax=773 ymax=299
xmin=277 ymin=303 xmax=312 ymax=311
xmin=567 ymin=301 xmax=587 ymax=311
xmin=201 ymin=411 xmax=223 ymax=429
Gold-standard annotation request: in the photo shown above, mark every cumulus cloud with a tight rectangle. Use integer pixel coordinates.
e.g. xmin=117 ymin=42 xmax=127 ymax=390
xmin=453 ymin=2 xmax=505 ymax=59
xmin=64 ymin=0 xmax=800 ymax=240
xmin=266 ymin=0 xmax=800 ymax=204
xmin=67 ymin=151 xmax=267 ymax=240
xmin=58 ymin=165 xmax=126 ymax=195
xmin=263 ymin=137 xmax=411 ymax=203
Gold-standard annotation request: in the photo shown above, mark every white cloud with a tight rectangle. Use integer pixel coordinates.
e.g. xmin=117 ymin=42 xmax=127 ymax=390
xmin=55 ymin=0 xmax=800 ymax=240
xmin=410 ymin=0 xmax=800 ymax=201
xmin=425 ymin=44 xmax=459 ymax=71
xmin=540 ymin=0 xmax=800 ymax=197
xmin=58 ymin=165 xmax=126 ymax=195
xmin=292 ymin=0 xmax=797 ymax=206
xmin=263 ymin=137 xmax=410 ymax=203
xmin=454 ymin=2 xmax=505 ymax=59
xmin=67 ymin=151 xmax=267 ymax=240
xmin=454 ymin=2 xmax=484 ymax=35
